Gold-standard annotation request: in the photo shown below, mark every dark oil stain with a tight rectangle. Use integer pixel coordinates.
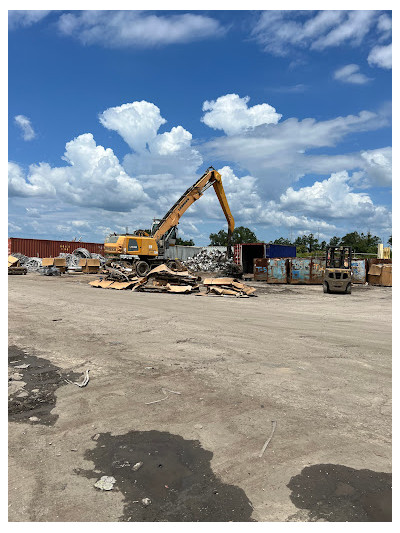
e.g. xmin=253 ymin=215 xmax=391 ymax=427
xmin=8 ymin=345 xmax=81 ymax=426
xmin=76 ymin=430 xmax=255 ymax=522
xmin=287 ymin=463 xmax=391 ymax=522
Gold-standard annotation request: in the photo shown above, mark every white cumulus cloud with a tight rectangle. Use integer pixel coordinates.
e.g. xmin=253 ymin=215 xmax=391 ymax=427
xmin=333 ymin=64 xmax=372 ymax=85
xmin=202 ymin=100 xmax=390 ymax=198
xmin=201 ymin=94 xmax=282 ymax=136
xmin=278 ymin=171 xmax=391 ymax=232
xmin=9 ymin=10 xmax=50 ymax=29
xmin=368 ymin=43 xmax=392 ymax=69
xmin=9 ymin=134 xmax=148 ymax=212
xmin=57 ymin=11 xmax=225 ymax=48
xmin=99 ymin=101 xmax=166 ymax=153
xmin=14 ymin=115 xmax=36 ymax=141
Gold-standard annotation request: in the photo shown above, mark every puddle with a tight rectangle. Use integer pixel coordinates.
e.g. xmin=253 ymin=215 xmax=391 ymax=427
xmin=76 ymin=430 xmax=254 ymax=522
xmin=8 ymin=345 xmax=81 ymax=426
xmin=287 ymin=463 xmax=391 ymax=522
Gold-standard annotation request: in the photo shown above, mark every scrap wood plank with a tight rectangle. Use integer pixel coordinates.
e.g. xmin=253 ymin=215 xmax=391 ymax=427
xmin=166 ymin=283 xmax=192 ymax=293
xmin=89 ymin=279 xmax=103 ymax=287
xmin=203 ymin=278 xmax=236 ymax=285
xmin=98 ymin=280 xmax=115 ymax=289
xmin=209 ymin=287 xmax=238 ymax=296
xmin=108 ymin=281 xmax=137 ymax=290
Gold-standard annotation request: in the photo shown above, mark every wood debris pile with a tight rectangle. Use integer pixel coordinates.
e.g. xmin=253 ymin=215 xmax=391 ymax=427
xmin=89 ymin=264 xmax=201 ymax=293
xmin=203 ymin=278 xmax=256 ymax=297
xmin=89 ymin=264 xmax=256 ymax=297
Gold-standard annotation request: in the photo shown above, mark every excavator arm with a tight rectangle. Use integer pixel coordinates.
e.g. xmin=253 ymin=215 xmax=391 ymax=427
xmin=152 ymin=166 xmax=235 ymax=256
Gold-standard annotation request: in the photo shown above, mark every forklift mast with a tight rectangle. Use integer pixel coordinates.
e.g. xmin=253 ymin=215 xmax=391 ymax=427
xmin=325 ymin=246 xmax=352 ymax=269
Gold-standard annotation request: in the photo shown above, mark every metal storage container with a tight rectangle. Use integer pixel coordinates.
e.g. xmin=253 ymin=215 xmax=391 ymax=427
xmin=351 ymin=259 xmax=367 ymax=284
xmin=265 ymin=244 xmax=296 ymax=258
xmin=288 ymin=258 xmax=325 ymax=284
xmin=234 ymin=243 xmax=296 ymax=274
xmin=254 ymin=258 xmax=287 ymax=283
xmin=8 ymin=238 xmax=104 ymax=258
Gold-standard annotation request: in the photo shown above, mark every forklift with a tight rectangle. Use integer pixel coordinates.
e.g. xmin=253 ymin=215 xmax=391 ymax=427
xmin=323 ymin=246 xmax=353 ymax=294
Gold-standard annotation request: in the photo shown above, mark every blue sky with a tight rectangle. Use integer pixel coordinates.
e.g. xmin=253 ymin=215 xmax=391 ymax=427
xmin=8 ymin=9 xmax=392 ymax=246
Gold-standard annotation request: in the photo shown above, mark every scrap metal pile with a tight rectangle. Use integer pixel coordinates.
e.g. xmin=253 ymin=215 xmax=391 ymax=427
xmin=8 ymin=255 xmax=27 ymax=275
xmin=8 ymin=248 xmax=106 ymax=273
xmin=183 ymin=249 xmax=242 ymax=275
xmin=59 ymin=250 xmax=106 ymax=270
xmin=89 ymin=263 xmax=255 ymax=297
xmin=9 ymin=253 xmax=42 ymax=272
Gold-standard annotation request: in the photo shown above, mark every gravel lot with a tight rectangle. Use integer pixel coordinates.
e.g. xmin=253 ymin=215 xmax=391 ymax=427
xmin=8 ymin=273 xmax=392 ymax=522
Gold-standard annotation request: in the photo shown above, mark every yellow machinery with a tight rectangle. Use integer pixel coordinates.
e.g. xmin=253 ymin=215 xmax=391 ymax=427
xmin=104 ymin=166 xmax=234 ymax=276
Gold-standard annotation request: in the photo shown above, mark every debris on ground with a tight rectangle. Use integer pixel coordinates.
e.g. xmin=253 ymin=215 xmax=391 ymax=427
xmin=89 ymin=264 xmax=256 ymax=297
xmin=184 ymin=249 xmax=242 ymax=275
xmin=139 ymin=264 xmax=200 ymax=293
xmin=132 ymin=462 xmax=143 ymax=471
xmin=8 ymin=255 xmax=28 ymax=275
xmin=259 ymin=420 xmax=277 ymax=458
xmin=39 ymin=266 xmax=62 ymax=276
xmin=90 ymin=264 xmax=201 ymax=293
xmin=141 ymin=498 xmax=151 ymax=506
xmin=145 ymin=387 xmax=181 ymax=405
xmin=9 ymin=253 xmax=42 ymax=272
xmin=65 ymin=369 xmax=90 ymax=388
xmin=58 ymin=253 xmax=81 ymax=269
xmin=203 ymin=278 xmax=256 ymax=297
xmin=94 ymin=476 xmax=116 ymax=491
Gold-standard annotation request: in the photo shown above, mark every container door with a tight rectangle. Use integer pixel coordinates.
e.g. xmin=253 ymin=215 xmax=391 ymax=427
xmin=289 ymin=258 xmax=311 ymax=284
xmin=267 ymin=258 xmax=287 ymax=283
xmin=310 ymin=259 xmax=325 ymax=284
xmin=254 ymin=258 xmax=268 ymax=280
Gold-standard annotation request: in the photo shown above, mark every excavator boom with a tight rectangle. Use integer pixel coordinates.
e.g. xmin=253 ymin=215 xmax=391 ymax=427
xmin=152 ymin=167 xmax=234 ymax=253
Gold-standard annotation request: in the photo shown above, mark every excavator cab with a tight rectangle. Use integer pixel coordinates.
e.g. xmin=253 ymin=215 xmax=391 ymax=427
xmin=323 ymin=246 xmax=353 ymax=294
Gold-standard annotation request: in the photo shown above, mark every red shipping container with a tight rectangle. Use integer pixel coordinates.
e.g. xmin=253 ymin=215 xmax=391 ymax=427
xmin=8 ymin=238 xmax=104 ymax=258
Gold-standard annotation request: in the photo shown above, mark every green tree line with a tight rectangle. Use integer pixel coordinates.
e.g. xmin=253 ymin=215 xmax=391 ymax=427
xmin=207 ymin=227 xmax=390 ymax=254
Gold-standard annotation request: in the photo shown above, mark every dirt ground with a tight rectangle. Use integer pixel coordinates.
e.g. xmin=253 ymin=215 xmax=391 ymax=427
xmin=8 ymin=273 xmax=392 ymax=522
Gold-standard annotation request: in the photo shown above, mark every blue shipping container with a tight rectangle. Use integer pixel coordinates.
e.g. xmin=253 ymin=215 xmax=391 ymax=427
xmin=265 ymin=244 xmax=296 ymax=258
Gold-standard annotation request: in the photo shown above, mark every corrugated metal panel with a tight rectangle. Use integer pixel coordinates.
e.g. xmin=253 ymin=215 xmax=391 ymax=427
xmin=8 ymin=238 xmax=104 ymax=258
xmin=265 ymin=244 xmax=296 ymax=258
xmin=205 ymin=246 xmax=227 ymax=253
xmin=164 ymin=245 xmax=203 ymax=261
xmin=351 ymin=259 xmax=367 ymax=284
xmin=234 ymin=244 xmax=242 ymax=265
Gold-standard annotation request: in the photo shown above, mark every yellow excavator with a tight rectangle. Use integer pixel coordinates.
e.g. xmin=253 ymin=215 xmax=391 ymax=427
xmin=104 ymin=166 xmax=235 ymax=276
